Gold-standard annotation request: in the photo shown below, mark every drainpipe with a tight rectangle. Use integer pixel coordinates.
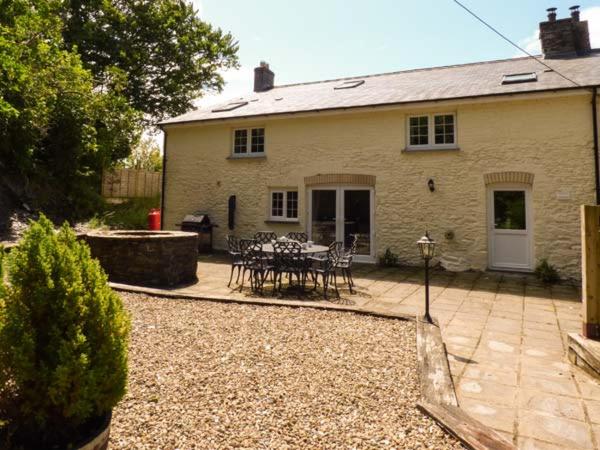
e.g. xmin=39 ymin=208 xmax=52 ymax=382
xmin=160 ymin=129 xmax=168 ymax=230
xmin=593 ymin=87 xmax=600 ymax=205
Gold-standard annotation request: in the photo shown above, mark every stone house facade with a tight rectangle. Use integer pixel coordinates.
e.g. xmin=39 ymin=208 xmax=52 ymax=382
xmin=160 ymin=8 xmax=600 ymax=279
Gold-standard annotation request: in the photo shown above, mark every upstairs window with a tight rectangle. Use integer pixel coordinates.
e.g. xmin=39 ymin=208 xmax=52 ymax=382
xmin=233 ymin=127 xmax=265 ymax=155
xmin=270 ymin=190 xmax=298 ymax=221
xmin=407 ymin=113 xmax=456 ymax=150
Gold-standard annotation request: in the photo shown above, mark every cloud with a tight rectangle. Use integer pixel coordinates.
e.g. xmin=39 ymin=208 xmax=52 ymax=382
xmin=516 ymin=6 xmax=600 ymax=56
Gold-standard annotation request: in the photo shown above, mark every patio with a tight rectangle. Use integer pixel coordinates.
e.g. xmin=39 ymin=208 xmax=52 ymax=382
xmin=115 ymin=254 xmax=600 ymax=449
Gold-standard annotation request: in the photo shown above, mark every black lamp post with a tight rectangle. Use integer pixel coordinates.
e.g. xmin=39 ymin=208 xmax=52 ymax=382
xmin=417 ymin=231 xmax=436 ymax=323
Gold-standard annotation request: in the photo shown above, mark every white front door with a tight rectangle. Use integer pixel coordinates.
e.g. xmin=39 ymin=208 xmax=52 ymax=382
xmin=488 ymin=186 xmax=533 ymax=271
xmin=308 ymin=187 xmax=375 ymax=262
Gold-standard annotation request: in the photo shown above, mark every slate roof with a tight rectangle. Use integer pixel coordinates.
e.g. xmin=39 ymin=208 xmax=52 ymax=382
xmin=160 ymin=51 xmax=600 ymax=126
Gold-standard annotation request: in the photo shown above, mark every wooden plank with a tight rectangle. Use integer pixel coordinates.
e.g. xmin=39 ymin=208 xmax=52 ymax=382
xmin=416 ymin=315 xmax=458 ymax=407
xmin=568 ymin=332 xmax=600 ymax=380
xmin=581 ymin=205 xmax=600 ymax=338
xmin=417 ymin=401 xmax=515 ymax=450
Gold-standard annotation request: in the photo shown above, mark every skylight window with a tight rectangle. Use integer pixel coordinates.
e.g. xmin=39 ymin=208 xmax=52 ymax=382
xmin=334 ymin=80 xmax=365 ymax=90
xmin=211 ymin=101 xmax=248 ymax=112
xmin=501 ymin=73 xmax=537 ymax=85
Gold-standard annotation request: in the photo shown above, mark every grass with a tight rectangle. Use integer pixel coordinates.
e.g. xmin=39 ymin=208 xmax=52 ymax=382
xmin=86 ymin=196 xmax=160 ymax=230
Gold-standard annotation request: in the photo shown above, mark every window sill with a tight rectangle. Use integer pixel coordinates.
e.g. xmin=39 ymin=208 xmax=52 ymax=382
xmin=402 ymin=146 xmax=460 ymax=153
xmin=227 ymin=154 xmax=266 ymax=160
xmin=264 ymin=219 xmax=301 ymax=224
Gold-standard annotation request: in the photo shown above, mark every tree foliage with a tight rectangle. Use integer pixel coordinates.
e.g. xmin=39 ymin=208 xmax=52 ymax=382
xmin=118 ymin=136 xmax=162 ymax=171
xmin=0 ymin=0 xmax=142 ymax=217
xmin=61 ymin=0 xmax=239 ymax=124
xmin=0 ymin=0 xmax=238 ymax=219
xmin=0 ymin=215 xmax=130 ymax=447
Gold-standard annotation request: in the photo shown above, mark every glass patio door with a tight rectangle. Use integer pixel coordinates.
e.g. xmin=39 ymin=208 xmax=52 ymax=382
xmin=309 ymin=187 xmax=374 ymax=262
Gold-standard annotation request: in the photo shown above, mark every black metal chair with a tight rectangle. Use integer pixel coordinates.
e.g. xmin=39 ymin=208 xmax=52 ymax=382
xmin=286 ymin=231 xmax=308 ymax=243
xmin=239 ymin=241 xmax=272 ymax=294
xmin=254 ymin=231 xmax=277 ymax=244
xmin=226 ymin=235 xmax=243 ymax=287
xmin=337 ymin=234 xmax=358 ymax=293
xmin=272 ymin=241 xmax=305 ymax=294
xmin=310 ymin=246 xmax=340 ymax=300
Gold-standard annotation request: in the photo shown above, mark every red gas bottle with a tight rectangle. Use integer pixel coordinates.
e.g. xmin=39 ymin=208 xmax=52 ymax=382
xmin=148 ymin=208 xmax=161 ymax=230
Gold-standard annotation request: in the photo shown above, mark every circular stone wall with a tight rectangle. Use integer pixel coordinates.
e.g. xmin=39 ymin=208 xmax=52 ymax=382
xmin=86 ymin=231 xmax=198 ymax=287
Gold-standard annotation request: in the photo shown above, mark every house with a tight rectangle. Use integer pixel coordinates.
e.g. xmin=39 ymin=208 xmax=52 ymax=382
xmin=159 ymin=7 xmax=600 ymax=279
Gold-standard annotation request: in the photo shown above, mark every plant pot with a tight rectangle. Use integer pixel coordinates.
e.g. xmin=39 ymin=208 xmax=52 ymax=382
xmin=76 ymin=412 xmax=112 ymax=450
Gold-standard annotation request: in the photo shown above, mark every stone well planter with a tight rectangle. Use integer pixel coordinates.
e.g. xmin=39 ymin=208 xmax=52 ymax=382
xmin=85 ymin=230 xmax=198 ymax=287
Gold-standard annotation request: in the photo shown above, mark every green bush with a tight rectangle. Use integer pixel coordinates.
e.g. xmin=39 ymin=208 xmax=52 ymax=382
xmin=87 ymin=196 xmax=160 ymax=230
xmin=379 ymin=248 xmax=400 ymax=267
xmin=0 ymin=215 xmax=130 ymax=447
xmin=535 ymin=258 xmax=560 ymax=284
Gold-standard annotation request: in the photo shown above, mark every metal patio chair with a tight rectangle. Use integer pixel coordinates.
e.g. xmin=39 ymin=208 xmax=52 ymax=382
xmin=286 ymin=231 xmax=308 ymax=243
xmin=254 ymin=231 xmax=277 ymax=244
xmin=272 ymin=241 xmax=305 ymax=294
xmin=226 ymin=235 xmax=243 ymax=287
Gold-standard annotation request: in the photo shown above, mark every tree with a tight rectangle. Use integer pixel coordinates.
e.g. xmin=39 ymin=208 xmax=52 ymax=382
xmin=0 ymin=0 xmax=141 ymax=218
xmin=118 ymin=136 xmax=162 ymax=171
xmin=61 ymin=0 xmax=239 ymax=125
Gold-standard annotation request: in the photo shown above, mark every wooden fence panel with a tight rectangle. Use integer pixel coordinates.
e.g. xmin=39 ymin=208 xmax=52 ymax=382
xmin=582 ymin=205 xmax=600 ymax=339
xmin=102 ymin=169 xmax=162 ymax=199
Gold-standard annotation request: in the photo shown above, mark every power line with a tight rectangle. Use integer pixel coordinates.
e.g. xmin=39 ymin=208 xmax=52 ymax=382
xmin=452 ymin=0 xmax=584 ymax=88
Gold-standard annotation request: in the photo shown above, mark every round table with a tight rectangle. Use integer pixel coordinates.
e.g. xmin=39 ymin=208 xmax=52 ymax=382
xmin=261 ymin=243 xmax=329 ymax=254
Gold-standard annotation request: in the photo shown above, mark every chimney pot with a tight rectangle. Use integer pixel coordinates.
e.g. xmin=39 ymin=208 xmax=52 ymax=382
xmin=547 ymin=7 xmax=557 ymax=22
xmin=570 ymin=5 xmax=580 ymax=21
xmin=254 ymin=61 xmax=274 ymax=92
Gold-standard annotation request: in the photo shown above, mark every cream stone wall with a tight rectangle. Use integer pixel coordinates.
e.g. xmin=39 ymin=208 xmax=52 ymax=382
xmin=163 ymin=93 xmax=598 ymax=279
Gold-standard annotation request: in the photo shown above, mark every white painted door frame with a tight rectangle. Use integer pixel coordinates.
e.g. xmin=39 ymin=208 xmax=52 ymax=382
xmin=487 ymin=184 xmax=534 ymax=272
xmin=307 ymin=186 xmax=376 ymax=263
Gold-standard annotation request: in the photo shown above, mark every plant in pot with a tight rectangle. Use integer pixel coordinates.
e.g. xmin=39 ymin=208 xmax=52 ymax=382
xmin=0 ymin=215 xmax=130 ymax=449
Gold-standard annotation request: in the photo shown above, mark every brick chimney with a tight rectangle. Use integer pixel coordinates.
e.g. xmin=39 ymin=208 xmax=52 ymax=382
xmin=539 ymin=6 xmax=591 ymax=58
xmin=254 ymin=61 xmax=274 ymax=92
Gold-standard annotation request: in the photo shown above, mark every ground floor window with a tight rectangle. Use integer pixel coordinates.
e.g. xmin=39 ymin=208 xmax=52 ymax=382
xmin=270 ymin=190 xmax=298 ymax=220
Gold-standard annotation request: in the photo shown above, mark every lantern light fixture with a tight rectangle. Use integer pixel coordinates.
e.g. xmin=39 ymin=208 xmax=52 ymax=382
xmin=417 ymin=231 xmax=436 ymax=323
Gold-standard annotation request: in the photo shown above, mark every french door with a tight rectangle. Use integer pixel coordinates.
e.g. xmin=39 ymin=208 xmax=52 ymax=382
xmin=308 ymin=187 xmax=375 ymax=262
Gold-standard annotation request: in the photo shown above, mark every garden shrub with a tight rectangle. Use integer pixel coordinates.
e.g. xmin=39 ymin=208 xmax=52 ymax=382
xmin=379 ymin=248 xmax=400 ymax=267
xmin=535 ymin=258 xmax=560 ymax=284
xmin=0 ymin=215 xmax=130 ymax=447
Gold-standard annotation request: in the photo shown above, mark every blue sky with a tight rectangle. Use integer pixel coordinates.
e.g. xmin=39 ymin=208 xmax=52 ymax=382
xmin=191 ymin=0 xmax=600 ymax=105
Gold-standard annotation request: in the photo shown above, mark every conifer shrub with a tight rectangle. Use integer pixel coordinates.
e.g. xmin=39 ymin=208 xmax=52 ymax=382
xmin=0 ymin=215 xmax=130 ymax=447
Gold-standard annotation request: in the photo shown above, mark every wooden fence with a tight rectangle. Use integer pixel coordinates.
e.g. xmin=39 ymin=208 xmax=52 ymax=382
xmin=101 ymin=169 xmax=162 ymax=199
xmin=582 ymin=205 xmax=600 ymax=339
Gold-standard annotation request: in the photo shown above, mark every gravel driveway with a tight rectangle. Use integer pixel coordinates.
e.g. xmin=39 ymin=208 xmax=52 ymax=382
xmin=111 ymin=293 xmax=460 ymax=449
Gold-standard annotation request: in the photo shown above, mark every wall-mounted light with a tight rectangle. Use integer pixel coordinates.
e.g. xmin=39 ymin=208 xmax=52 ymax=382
xmin=428 ymin=178 xmax=435 ymax=192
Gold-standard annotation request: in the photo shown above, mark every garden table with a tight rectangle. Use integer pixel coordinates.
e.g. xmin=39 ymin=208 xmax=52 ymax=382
xmin=260 ymin=243 xmax=329 ymax=254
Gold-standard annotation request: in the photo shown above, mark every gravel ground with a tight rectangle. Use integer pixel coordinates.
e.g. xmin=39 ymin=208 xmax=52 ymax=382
xmin=111 ymin=293 xmax=461 ymax=449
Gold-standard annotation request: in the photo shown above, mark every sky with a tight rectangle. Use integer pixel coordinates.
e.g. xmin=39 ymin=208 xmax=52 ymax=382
xmin=152 ymin=1 xmax=600 ymax=147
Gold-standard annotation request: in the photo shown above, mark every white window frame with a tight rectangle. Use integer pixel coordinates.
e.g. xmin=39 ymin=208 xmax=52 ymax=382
xmin=406 ymin=113 xmax=457 ymax=150
xmin=232 ymin=127 xmax=265 ymax=156
xmin=269 ymin=190 xmax=298 ymax=221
